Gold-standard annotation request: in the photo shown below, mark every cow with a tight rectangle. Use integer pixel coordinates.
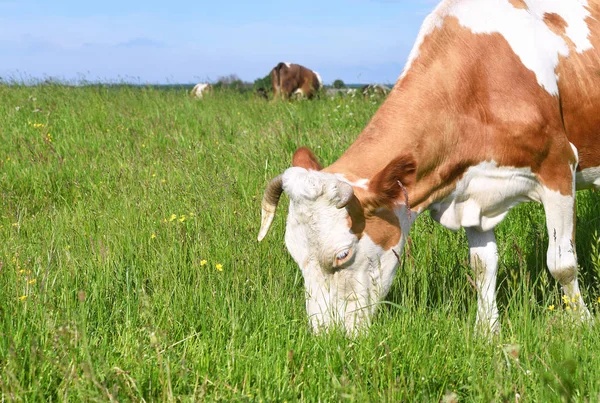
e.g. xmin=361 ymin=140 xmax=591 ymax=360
xmin=360 ymin=84 xmax=391 ymax=99
xmin=258 ymin=0 xmax=600 ymax=335
xmin=255 ymin=87 xmax=269 ymax=100
xmin=271 ymin=62 xmax=323 ymax=100
xmin=191 ymin=83 xmax=212 ymax=99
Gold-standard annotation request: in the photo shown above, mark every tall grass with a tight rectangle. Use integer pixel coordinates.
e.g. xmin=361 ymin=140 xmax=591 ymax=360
xmin=1 ymin=84 xmax=600 ymax=401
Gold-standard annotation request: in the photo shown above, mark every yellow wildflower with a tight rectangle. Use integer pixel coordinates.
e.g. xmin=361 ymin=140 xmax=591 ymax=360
xmin=598 ymin=297 xmax=600 ymax=303
xmin=161 ymin=179 xmax=166 ymax=183
xmin=562 ymin=295 xmax=569 ymax=304
xmin=216 ymin=264 xmax=223 ymax=271
xmin=200 ymin=260 xmax=207 ymax=266
xmin=548 ymin=305 xmax=555 ymax=311
xmin=178 ymin=215 xmax=186 ymax=222
xmin=18 ymin=269 xmax=25 ymax=274
xmin=169 ymin=214 xmax=177 ymax=222
xmin=152 ymin=173 xmax=156 ymax=177
xmin=566 ymin=306 xmax=571 ymax=311
xmin=28 ymin=279 xmax=36 ymax=285
xmin=150 ymin=233 xmax=156 ymax=239
xmin=572 ymin=296 xmax=579 ymax=303
xmin=19 ymin=295 xmax=27 ymax=301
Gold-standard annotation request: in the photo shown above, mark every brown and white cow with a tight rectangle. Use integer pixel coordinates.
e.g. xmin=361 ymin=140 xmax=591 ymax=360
xmin=258 ymin=0 xmax=600 ymax=335
xmin=191 ymin=83 xmax=212 ymax=99
xmin=271 ymin=62 xmax=323 ymax=100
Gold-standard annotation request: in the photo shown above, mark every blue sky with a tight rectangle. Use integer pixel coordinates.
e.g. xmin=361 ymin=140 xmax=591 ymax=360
xmin=0 ymin=0 xmax=437 ymax=84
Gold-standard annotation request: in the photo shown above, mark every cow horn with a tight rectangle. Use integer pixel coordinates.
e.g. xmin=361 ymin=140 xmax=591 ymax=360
xmin=257 ymin=175 xmax=284 ymax=241
xmin=336 ymin=181 xmax=354 ymax=209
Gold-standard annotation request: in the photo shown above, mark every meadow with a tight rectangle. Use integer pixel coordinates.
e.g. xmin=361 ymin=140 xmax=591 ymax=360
xmin=1 ymin=84 xmax=600 ymax=402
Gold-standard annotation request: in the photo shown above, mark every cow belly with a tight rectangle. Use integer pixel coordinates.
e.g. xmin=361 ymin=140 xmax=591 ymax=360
xmin=429 ymin=162 xmax=541 ymax=232
xmin=575 ymin=166 xmax=600 ymax=190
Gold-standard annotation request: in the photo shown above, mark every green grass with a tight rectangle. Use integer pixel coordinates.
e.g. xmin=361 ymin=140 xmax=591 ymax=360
xmin=1 ymin=84 xmax=600 ymax=401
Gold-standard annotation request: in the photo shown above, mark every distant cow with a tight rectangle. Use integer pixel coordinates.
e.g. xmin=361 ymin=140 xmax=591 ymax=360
xmin=360 ymin=84 xmax=391 ymax=98
xmin=255 ymin=87 xmax=269 ymax=100
xmin=191 ymin=83 xmax=212 ymax=99
xmin=271 ymin=63 xmax=322 ymax=100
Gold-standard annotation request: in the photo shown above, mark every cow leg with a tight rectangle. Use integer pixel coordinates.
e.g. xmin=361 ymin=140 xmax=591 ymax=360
xmin=465 ymin=227 xmax=499 ymax=335
xmin=540 ymin=183 xmax=591 ymax=319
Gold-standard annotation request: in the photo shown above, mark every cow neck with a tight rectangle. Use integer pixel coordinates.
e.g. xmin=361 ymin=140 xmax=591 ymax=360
xmin=324 ymin=73 xmax=457 ymax=212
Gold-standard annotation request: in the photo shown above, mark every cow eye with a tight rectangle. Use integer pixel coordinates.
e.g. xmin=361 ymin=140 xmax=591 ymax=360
xmin=337 ymin=250 xmax=349 ymax=260
xmin=334 ymin=249 xmax=352 ymax=267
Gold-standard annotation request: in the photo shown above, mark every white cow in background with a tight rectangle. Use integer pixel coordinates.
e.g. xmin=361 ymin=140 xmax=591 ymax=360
xmin=191 ymin=83 xmax=212 ymax=99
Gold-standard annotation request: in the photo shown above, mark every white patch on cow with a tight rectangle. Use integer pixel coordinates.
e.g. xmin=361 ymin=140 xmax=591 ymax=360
xmin=281 ymin=167 xmax=417 ymax=333
xmin=284 ymin=62 xmax=292 ymax=68
xmin=399 ymin=0 xmax=592 ymax=95
xmin=524 ymin=0 xmax=593 ymax=53
xmin=541 ymin=140 xmax=590 ymax=319
xmin=429 ymin=161 xmax=541 ymax=232
xmin=575 ymin=166 xmax=600 ymax=190
xmin=299 ymin=233 xmax=385 ymax=333
xmin=449 ymin=0 xmax=573 ymax=95
xmin=314 ymin=71 xmax=323 ymax=89
xmin=540 ymin=185 xmax=591 ymax=319
xmin=334 ymin=174 xmax=369 ymax=190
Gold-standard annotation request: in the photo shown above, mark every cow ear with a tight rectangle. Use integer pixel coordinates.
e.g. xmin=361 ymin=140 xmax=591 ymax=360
xmin=366 ymin=154 xmax=417 ymax=209
xmin=292 ymin=147 xmax=322 ymax=171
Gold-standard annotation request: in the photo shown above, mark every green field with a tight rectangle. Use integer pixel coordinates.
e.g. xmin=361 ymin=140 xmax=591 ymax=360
xmin=2 ymin=85 xmax=600 ymax=401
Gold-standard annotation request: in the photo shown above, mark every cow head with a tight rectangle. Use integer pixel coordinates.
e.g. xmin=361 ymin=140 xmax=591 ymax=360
xmin=258 ymin=147 xmax=417 ymax=334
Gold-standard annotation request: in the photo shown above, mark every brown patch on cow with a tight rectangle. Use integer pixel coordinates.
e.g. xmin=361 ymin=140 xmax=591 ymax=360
xmin=344 ymin=196 xmax=400 ymax=250
xmin=555 ymin=8 xmax=600 ymax=172
xmin=365 ymin=208 xmax=401 ymax=250
xmin=292 ymin=147 xmax=322 ymax=171
xmin=346 ymin=196 xmax=365 ymax=238
xmin=271 ymin=62 xmax=321 ymax=100
xmin=325 ymin=15 xmax=577 ymax=203
xmin=508 ymin=0 xmax=528 ymax=10
xmin=544 ymin=13 xmax=568 ymax=36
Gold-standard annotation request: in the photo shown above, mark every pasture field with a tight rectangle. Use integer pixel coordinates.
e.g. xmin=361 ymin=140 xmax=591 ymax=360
xmin=2 ymin=84 xmax=600 ymax=402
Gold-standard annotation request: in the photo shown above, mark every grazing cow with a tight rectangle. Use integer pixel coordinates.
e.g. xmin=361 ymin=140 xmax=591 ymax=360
xmin=271 ymin=62 xmax=323 ymax=100
xmin=360 ymin=84 xmax=391 ymax=98
xmin=255 ymin=87 xmax=269 ymax=100
xmin=191 ymin=83 xmax=212 ymax=99
xmin=258 ymin=0 xmax=600 ymax=334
